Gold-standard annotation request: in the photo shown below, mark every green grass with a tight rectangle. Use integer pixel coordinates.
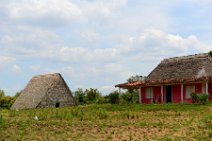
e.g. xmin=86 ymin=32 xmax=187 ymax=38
xmin=0 ymin=103 xmax=212 ymax=140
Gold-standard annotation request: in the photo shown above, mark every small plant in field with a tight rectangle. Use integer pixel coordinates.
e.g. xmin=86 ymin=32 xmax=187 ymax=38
xmin=9 ymin=111 xmax=17 ymax=117
xmin=0 ymin=115 xmax=6 ymax=130
xmin=96 ymin=109 xmax=109 ymax=119
xmin=0 ymin=115 xmax=4 ymax=125
xmin=78 ymin=110 xmax=84 ymax=121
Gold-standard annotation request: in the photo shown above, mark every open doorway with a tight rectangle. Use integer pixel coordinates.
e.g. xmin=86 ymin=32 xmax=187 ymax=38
xmin=55 ymin=102 xmax=60 ymax=108
xmin=166 ymin=86 xmax=172 ymax=103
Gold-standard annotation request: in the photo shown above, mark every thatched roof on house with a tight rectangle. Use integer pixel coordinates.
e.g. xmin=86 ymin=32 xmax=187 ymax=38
xmin=145 ymin=53 xmax=212 ymax=85
xmin=11 ymin=73 xmax=76 ymax=110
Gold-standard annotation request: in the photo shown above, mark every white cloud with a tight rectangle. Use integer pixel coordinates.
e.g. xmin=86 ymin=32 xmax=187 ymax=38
xmin=0 ymin=56 xmax=16 ymax=69
xmin=119 ymin=29 xmax=210 ymax=58
xmin=5 ymin=0 xmax=128 ymax=27
xmin=0 ymin=26 xmax=62 ymax=57
xmin=80 ymin=30 xmax=99 ymax=42
xmin=7 ymin=0 xmax=82 ymax=20
xmin=12 ymin=64 xmax=22 ymax=74
xmin=58 ymin=47 xmax=117 ymax=63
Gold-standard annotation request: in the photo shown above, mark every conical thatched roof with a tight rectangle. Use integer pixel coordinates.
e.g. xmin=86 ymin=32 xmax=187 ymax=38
xmin=145 ymin=53 xmax=212 ymax=85
xmin=11 ymin=73 xmax=76 ymax=110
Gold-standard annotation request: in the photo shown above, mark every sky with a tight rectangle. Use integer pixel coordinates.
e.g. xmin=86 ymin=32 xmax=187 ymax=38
xmin=0 ymin=0 xmax=212 ymax=96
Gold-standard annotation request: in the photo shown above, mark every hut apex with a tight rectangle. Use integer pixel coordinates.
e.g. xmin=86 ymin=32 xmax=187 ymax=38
xmin=11 ymin=73 xmax=76 ymax=110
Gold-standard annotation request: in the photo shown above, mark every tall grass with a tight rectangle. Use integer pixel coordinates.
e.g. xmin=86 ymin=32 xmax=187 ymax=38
xmin=1 ymin=103 xmax=211 ymax=140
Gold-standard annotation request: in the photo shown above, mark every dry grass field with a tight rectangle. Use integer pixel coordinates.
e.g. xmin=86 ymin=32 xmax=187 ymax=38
xmin=0 ymin=103 xmax=212 ymax=141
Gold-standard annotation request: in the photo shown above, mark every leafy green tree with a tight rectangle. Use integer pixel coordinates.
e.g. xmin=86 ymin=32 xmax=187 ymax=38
xmin=127 ymin=75 xmax=146 ymax=82
xmin=0 ymin=89 xmax=5 ymax=99
xmin=74 ymin=88 xmax=86 ymax=105
xmin=108 ymin=91 xmax=120 ymax=104
xmin=85 ymin=88 xmax=101 ymax=103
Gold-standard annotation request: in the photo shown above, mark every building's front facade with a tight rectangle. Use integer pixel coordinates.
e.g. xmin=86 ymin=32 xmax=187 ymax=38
xmin=140 ymin=82 xmax=212 ymax=104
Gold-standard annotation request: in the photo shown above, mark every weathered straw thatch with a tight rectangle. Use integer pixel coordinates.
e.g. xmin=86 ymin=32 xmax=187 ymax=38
xmin=145 ymin=53 xmax=212 ymax=85
xmin=11 ymin=73 xmax=76 ymax=110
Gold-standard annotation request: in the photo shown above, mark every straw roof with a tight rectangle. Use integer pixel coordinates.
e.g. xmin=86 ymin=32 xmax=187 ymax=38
xmin=11 ymin=73 xmax=76 ymax=110
xmin=145 ymin=53 xmax=212 ymax=85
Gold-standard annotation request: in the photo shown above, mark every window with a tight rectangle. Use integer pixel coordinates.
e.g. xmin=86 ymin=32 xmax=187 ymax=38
xmin=186 ymin=85 xmax=195 ymax=98
xmin=146 ymin=87 xmax=153 ymax=99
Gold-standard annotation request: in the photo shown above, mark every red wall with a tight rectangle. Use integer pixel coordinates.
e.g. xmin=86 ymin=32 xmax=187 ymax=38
xmin=141 ymin=86 xmax=162 ymax=104
xmin=195 ymin=83 xmax=202 ymax=93
xmin=154 ymin=86 xmax=161 ymax=103
xmin=140 ymin=83 xmax=204 ymax=104
xmin=172 ymin=84 xmax=181 ymax=103
xmin=141 ymin=87 xmax=152 ymax=103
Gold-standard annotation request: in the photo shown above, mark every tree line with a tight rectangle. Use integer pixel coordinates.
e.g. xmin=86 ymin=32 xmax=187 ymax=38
xmin=0 ymin=88 xmax=139 ymax=109
xmin=0 ymin=75 xmax=144 ymax=109
xmin=74 ymin=75 xmax=145 ymax=105
xmin=74 ymin=88 xmax=139 ymax=105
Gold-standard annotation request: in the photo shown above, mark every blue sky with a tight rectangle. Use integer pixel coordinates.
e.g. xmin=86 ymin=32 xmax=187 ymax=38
xmin=0 ymin=0 xmax=212 ymax=96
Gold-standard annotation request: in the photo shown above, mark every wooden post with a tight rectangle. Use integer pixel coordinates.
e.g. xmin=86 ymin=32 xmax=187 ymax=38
xmin=161 ymin=85 xmax=163 ymax=103
xmin=139 ymin=87 xmax=141 ymax=104
xmin=206 ymin=82 xmax=208 ymax=95
xmin=202 ymin=83 xmax=205 ymax=93
xmin=181 ymin=84 xmax=183 ymax=104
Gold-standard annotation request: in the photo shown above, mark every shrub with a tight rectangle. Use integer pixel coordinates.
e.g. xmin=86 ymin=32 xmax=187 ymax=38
xmin=108 ymin=91 xmax=120 ymax=104
xmin=0 ymin=96 xmax=15 ymax=109
xmin=197 ymin=93 xmax=208 ymax=104
xmin=191 ymin=92 xmax=199 ymax=103
xmin=191 ymin=93 xmax=208 ymax=104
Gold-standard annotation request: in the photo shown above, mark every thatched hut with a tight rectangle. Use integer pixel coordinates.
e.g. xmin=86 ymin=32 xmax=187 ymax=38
xmin=11 ymin=73 xmax=76 ymax=110
xmin=116 ymin=53 xmax=212 ymax=103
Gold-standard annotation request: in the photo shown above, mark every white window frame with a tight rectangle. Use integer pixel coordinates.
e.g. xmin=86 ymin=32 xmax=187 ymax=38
xmin=186 ymin=85 xmax=195 ymax=98
xmin=146 ymin=87 xmax=153 ymax=99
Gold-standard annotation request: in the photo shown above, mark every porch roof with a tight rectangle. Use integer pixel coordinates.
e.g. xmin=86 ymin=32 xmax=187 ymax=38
xmin=115 ymin=81 xmax=144 ymax=89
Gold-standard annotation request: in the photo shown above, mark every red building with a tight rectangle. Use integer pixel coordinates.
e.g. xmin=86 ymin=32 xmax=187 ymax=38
xmin=116 ymin=53 xmax=212 ymax=103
